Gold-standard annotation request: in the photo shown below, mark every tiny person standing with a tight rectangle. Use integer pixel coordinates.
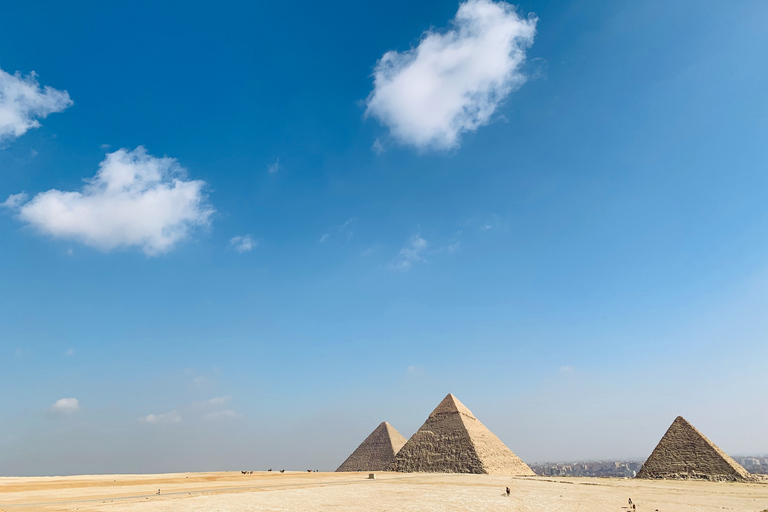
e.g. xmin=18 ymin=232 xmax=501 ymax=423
xmin=505 ymin=486 xmax=510 ymax=497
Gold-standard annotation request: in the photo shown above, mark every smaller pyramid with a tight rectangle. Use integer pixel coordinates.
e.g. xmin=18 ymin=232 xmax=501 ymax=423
xmin=389 ymin=394 xmax=534 ymax=476
xmin=336 ymin=422 xmax=407 ymax=472
xmin=637 ymin=416 xmax=755 ymax=482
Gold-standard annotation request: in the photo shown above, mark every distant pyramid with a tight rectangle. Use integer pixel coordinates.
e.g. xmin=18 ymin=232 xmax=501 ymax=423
xmin=336 ymin=422 xmax=407 ymax=472
xmin=637 ymin=416 xmax=755 ymax=482
xmin=389 ymin=393 xmax=535 ymax=476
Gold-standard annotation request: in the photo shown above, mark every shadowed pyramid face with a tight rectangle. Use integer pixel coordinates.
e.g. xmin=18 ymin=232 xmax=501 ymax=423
xmin=389 ymin=393 xmax=535 ymax=476
xmin=637 ymin=416 xmax=755 ymax=482
xmin=336 ymin=422 xmax=407 ymax=472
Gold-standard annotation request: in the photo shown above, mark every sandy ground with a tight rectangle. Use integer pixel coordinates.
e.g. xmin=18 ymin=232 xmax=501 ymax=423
xmin=1 ymin=471 xmax=767 ymax=512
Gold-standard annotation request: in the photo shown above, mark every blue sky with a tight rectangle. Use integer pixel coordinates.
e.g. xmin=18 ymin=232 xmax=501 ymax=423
xmin=1 ymin=0 xmax=767 ymax=475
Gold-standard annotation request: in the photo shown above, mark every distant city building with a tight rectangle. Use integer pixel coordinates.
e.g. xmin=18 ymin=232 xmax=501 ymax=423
xmin=529 ymin=460 xmax=643 ymax=478
xmin=530 ymin=454 xmax=768 ymax=479
xmin=733 ymin=456 xmax=768 ymax=474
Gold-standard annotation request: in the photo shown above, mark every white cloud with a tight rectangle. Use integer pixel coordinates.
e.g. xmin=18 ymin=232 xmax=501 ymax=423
xmin=267 ymin=158 xmax=279 ymax=174
xmin=405 ymin=365 xmax=426 ymax=378
xmin=193 ymin=395 xmax=237 ymax=418
xmin=365 ymin=0 xmax=536 ymax=150
xmin=205 ymin=409 xmax=242 ymax=420
xmin=191 ymin=375 xmax=212 ymax=390
xmin=140 ymin=410 xmax=181 ymax=425
xmin=229 ymin=235 xmax=257 ymax=253
xmin=339 ymin=218 xmax=356 ymax=231
xmin=339 ymin=217 xmax=356 ymax=241
xmin=2 ymin=193 xmax=28 ymax=210
xmin=65 ymin=348 xmax=75 ymax=356
xmin=431 ymin=241 xmax=461 ymax=255
xmin=0 ymin=68 xmax=72 ymax=145
xmin=392 ymin=234 xmax=428 ymax=270
xmin=6 ymin=147 xmax=213 ymax=255
xmin=202 ymin=396 xmax=231 ymax=407
xmin=560 ymin=366 xmax=575 ymax=375
xmin=319 ymin=218 xmax=357 ymax=244
xmin=49 ymin=398 xmax=79 ymax=415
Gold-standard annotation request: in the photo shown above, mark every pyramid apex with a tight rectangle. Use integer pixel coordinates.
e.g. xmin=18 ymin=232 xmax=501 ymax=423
xmin=672 ymin=416 xmax=695 ymax=429
xmin=381 ymin=421 xmax=398 ymax=433
xmin=428 ymin=393 xmax=476 ymax=419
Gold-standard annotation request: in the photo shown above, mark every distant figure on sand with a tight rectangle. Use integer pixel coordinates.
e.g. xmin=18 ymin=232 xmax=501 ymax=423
xmin=157 ymin=489 xmax=160 ymax=495
xmin=506 ymin=486 xmax=510 ymax=497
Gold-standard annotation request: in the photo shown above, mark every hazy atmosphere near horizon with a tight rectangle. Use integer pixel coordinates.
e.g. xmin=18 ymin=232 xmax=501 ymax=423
xmin=1 ymin=0 xmax=766 ymax=476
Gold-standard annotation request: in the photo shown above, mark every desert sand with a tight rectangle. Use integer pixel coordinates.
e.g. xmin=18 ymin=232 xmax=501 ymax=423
xmin=1 ymin=471 xmax=767 ymax=512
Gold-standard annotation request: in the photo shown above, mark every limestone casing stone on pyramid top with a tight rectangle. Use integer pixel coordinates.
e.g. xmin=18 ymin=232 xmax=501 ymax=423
xmin=428 ymin=393 xmax=476 ymax=418
xmin=636 ymin=415 xmax=756 ymax=482
xmin=336 ymin=421 xmax=408 ymax=472
xmin=389 ymin=393 xmax=535 ymax=476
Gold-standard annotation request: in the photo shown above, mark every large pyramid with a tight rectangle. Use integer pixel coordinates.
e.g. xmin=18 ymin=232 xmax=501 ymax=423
xmin=637 ymin=416 xmax=755 ymax=482
xmin=389 ymin=393 xmax=535 ymax=475
xmin=336 ymin=421 xmax=407 ymax=472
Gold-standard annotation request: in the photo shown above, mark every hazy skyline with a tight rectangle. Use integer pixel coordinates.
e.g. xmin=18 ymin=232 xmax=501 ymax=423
xmin=1 ymin=0 xmax=767 ymax=475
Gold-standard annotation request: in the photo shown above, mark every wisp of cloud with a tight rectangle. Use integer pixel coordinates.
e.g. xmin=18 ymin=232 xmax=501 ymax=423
xmin=49 ymin=398 xmax=80 ymax=415
xmin=229 ymin=235 xmax=257 ymax=253
xmin=393 ymin=234 xmax=428 ymax=270
xmin=0 ymin=67 xmax=72 ymax=144
xmin=140 ymin=410 xmax=181 ymax=425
